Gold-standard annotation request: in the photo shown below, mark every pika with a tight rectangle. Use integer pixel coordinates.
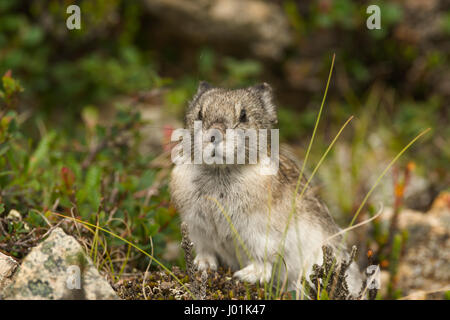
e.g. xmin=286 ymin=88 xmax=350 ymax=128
xmin=170 ymin=82 xmax=362 ymax=294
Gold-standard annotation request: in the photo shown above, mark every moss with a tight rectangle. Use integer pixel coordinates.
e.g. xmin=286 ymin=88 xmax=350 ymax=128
xmin=114 ymin=266 xmax=265 ymax=300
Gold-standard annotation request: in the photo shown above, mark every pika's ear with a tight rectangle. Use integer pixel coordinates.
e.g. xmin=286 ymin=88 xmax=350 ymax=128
xmin=188 ymin=81 xmax=213 ymax=110
xmin=197 ymin=81 xmax=213 ymax=94
xmin=249 ymin=83 xmax=277 ymax=124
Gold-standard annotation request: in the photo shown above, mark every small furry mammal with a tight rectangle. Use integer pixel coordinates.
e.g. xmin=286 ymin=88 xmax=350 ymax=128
xmin=170 ymin=81 xmax=362 ymax=294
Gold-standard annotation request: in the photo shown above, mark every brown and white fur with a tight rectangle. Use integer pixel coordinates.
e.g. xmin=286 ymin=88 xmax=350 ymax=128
xmin=169 ymin=82 xmax=362 ymax=295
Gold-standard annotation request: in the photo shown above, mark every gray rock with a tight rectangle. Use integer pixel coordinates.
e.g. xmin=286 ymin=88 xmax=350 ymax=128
xmin=0 ymin=252 xmax=19 ymax=295
xmin=2 ymin=228 xmax=119 ymax=300
xmin=142 ymin=0 xmax=292 ymax=59
xmin=381 ymin=192 xmax=450 ymax=298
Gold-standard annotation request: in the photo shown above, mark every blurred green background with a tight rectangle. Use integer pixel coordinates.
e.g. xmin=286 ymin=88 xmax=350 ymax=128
xmin=0 ymin=0 xmax=449 ymax=298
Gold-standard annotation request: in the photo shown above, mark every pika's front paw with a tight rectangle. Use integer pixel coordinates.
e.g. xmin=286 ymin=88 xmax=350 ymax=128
xmin=194 ymin=254 xmax=218 ymax=271
xmin=234 ymin=263 xmax=272 ymax=284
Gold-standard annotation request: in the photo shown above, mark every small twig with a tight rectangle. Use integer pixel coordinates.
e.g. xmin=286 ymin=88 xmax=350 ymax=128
xmin=69 ymin=206 xmax=82 ymax=239
xmin=39 ymin=219 xmax=64 ymax=240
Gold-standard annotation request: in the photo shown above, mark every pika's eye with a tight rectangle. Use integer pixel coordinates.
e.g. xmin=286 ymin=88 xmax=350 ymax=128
xmin=198 ymin=110 xmax=203 ymax=120
xmin=239 ymin=109 xmax=247 ymax=122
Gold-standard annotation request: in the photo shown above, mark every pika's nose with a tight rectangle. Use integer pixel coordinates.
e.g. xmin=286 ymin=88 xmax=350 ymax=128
xmin=209 ymin=122 xmax=226 ymax=136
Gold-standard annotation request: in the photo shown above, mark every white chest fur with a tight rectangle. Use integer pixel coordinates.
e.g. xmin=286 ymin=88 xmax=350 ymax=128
xmin=170 ymin=163 xmax=362 ymax=294
xmin=171 ymin=164 xmax=273 ymax=268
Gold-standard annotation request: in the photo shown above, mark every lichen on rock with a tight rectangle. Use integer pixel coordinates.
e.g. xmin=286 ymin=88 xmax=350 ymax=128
xmin=2 ymin=227 xmax=118 ymax=300
xmin=0 ymin=251 xmax=19 ymax=296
